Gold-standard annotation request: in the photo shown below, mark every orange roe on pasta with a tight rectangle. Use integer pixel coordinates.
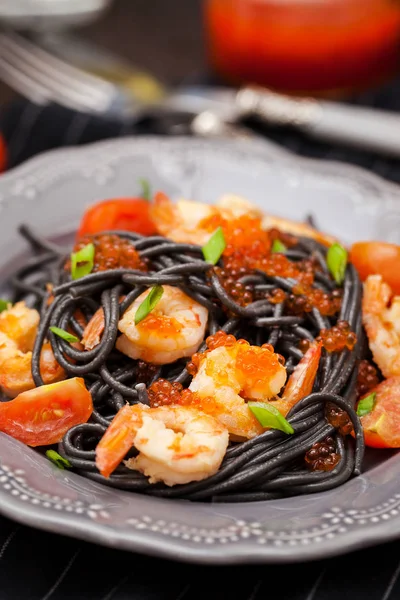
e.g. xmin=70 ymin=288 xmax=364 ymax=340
xmin=148 ymin=379 xmax=194 ymax=408
xmin=316 ymin=320 xmax=357 ymax=352
xmin=305 ymin=437 xmax=340 ymax=471
xmin=72 ymin=234 xmax=148 ymax=272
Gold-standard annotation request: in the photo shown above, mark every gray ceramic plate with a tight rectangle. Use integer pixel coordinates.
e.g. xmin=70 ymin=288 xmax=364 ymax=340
xmin=0 ymin=136 xmax=400 ymax=565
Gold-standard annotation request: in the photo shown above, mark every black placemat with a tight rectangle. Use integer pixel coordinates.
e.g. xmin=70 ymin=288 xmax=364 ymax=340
xmin=2 ymin=87 xmax=400 ymax=600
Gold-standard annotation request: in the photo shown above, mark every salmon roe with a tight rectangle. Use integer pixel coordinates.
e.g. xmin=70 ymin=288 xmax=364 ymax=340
xmin=356 ymin=359 xmax=380 ymax=399
xmin=136 ymin=360 xmax=159 ymax=385
xmin=316 ymin=321 xmax=357 ymax=352
xmin=305 ymin=437 xmax=340 ymax=471
xmin=267 ymin=288 xmax=287 ymax=304
xmin=214 ymin=267 xmax=254 ymax=306
xmin=72 ymin=234 xmax=148 ymax=272
xmin=326 ymin=403 xmax=353 ymax=436
xmin=148 ymin=379 xmax=194 ymax=408
xmin=286 ymin=288 xmax=342 ymax=317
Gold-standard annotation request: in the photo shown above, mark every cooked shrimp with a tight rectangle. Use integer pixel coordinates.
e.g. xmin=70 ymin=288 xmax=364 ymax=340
xmin=149 ymin=192 xmax=219 ymax=245
xmin=116 ymin=285 xmax=208 ymax=364
xmin=0 ymin=301 xmax=39 ymax=353
xmin=95 ymin=404 xmax=229 ymax=485
xmin=362 ymin=274 xmax=400 ymax=378
xmin=0 ymin=302 xmax=65 ymax=398
xmin=269 ymin=342 xmax=322 ymax=417
xmin=261 ymin=214 xmax=336 ymax=247
xmin=188 ymin=341 xmax=287 ymax=439
xmin=216 ymin=194 xmax=263 ymax=219
xmin=151 ymin=192 xmax=336 ymax=248
xmin=0 ymin=342 xmax=65 ymax=398
xmin=81 ymin=307 xmax=105 ymax=351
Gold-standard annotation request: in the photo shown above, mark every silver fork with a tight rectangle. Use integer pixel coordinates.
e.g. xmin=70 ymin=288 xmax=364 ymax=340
xmin=0 ymin=31 xmax=136 ymax=116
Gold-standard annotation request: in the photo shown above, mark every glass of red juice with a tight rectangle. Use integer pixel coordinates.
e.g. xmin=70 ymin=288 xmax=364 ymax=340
xmin=204 ymin=0 xmax=400 ymax=97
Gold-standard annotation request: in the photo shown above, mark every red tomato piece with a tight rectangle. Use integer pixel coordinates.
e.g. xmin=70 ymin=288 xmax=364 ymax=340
xmin=77 ymin=198 xmax=157 ymax=238
xmin=0 ymin=378 xmax=93 ymax=447
xmin=357 ymin=376 xmax=400 ymax=448
xmin=350 ymin=241 xmax=400 ymax=295
xmin=0 ymin=134 xmax=7 ymax=173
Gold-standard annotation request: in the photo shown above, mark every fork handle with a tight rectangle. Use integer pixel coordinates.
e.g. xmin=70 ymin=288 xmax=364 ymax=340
xmin=236 ymin=87 xmax=400 ymax=158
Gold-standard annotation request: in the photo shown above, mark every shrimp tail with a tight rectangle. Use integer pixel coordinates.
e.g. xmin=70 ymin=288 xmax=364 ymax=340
xmin=262 ymin=214 xmax=336 ymax=247
xmin=148 ymin=192 xmax=178 ymax=237
xmin=81 ymin=308 xmax=105 ymax=351
xmin=96 ymin=405 xmax=140 ymax=478
xmin=275 ymin=341 xmax=322 ymax=415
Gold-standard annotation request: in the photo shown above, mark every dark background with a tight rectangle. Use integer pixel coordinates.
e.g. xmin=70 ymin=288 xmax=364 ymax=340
xmin=2 ymin=1 xmax=400 ymax=599
xmin=0 ymin=0 xmax=206 ymax=104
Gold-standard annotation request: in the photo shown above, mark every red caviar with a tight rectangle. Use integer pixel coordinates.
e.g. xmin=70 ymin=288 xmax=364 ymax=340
xmin=326 ymin=404 xmax=353 ymax=436
xmin=148 ymin=379 xmax=194 ymax=408
xmin=356 ymin=359 xmax=381 ymax=399
xmin=215 ymin=267 xmax=254 ymax=306
xmin=316 ymin=321 xmax=357 ymax=352
xmin=136 ymin=361 xmax=159 ymax=385
xmin=72 ymin=234 xmax=148 ymax=272
xmin=286 ymin=288 xmax=342 ymax=317
xmin=305 ymin=437 xmax=340 ymax=471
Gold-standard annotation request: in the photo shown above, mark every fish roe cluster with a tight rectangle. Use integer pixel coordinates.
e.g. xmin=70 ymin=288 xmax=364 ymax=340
xmin=266 ymin=288 xmax=287 ymax=304
xmin=286 ymin=288 xmax=342 ymax=317
xmin=316 ymin=321 xmax=357 ymax=352
xmin=356 ymin=359 xmax=380 ymax=399
xmin=258 ymin=254 xmax=315 ymax=286
xmin=305 ymin=437 xmax=340 ymax=471
xmin=214 ymin=267 xmax=254 ymax=306
xmin=148 ymin=379 xmax=194 ymax=408
xmin=72 ymin=234 xmax=148 ymax=272
xmin=326 ymin=403 xmax=353 ymax=436
xmin=136 ymin=360 xmax=159 ymax=385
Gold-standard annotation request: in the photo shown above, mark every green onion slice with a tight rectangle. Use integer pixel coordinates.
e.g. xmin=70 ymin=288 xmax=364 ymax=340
xmin=139 ymin=178 xmax=151 ymax=201
xmin=49 ymin=326 xmax=79 ymax=344
xmin=202 ymin=226 xmax=226 ymax=265
xmin=248 ymin=401 xmax=294 ymax=434
xmin=46 ymin=450 xmax=72 ymax=470
xmin=327 ymin=242 xmax=348 ymax=285
xmin=135 ymin=285 xmax=164 ymax=325
xmin=71 ymin=242 xmax=95 ymax=280
xmin=357 ymin=392 xmax=376 ymax=417
xmin=0 ymin=299 xmax=11 ymax=313
xmin=271 ymin=239 xmax=287 ymax=253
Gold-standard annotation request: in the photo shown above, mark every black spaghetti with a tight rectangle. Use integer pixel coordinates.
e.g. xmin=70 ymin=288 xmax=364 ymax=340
xmin=6 ymin=222 xmax=365 ymax=503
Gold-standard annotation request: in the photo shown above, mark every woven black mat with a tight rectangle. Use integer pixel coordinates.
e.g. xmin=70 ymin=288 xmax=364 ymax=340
xmin=1 ymin=85 xmax=400 ymax=599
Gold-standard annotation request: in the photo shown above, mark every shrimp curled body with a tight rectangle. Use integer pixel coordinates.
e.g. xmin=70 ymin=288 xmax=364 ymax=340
xmin=188 ymin=342 xmax=287 ymax=439
xmin=362 ymin=274 xmax=400 ymax=378
xmin=116 ymin=285 xmax=208 ymax=364
xmin=0 ymin=302 xmax=65 ymax=397
xmin=96 ymin=404 xmax=229 ymax=485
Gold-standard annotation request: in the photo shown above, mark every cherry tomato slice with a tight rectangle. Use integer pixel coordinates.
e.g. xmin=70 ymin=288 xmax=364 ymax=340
xmin=357 ymin=376 xmax=400 ymax=448
xmin=350 ymin=241 xmax=400 ymax=295
xmin=77 ymin=198 xmax=157 ymax=238
xmin=0 ymin=134 xmax=7 ymax=173
xmin=0 ymin=378 xmax=93 ymax=446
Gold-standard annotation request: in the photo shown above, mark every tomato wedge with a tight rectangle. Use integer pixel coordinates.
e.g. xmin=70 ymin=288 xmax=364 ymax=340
xmin=357 ymin=376 xmax=400 ymax=448
xmin=0 ymin=134 xmax=7 ymax=173
xmin=77 ymin=198 xmax=157 ymax=238
xmin=350 ymin=241 xmax=400 ymax=295
xmin=0 ymin=378 xmax=93 ymax=446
